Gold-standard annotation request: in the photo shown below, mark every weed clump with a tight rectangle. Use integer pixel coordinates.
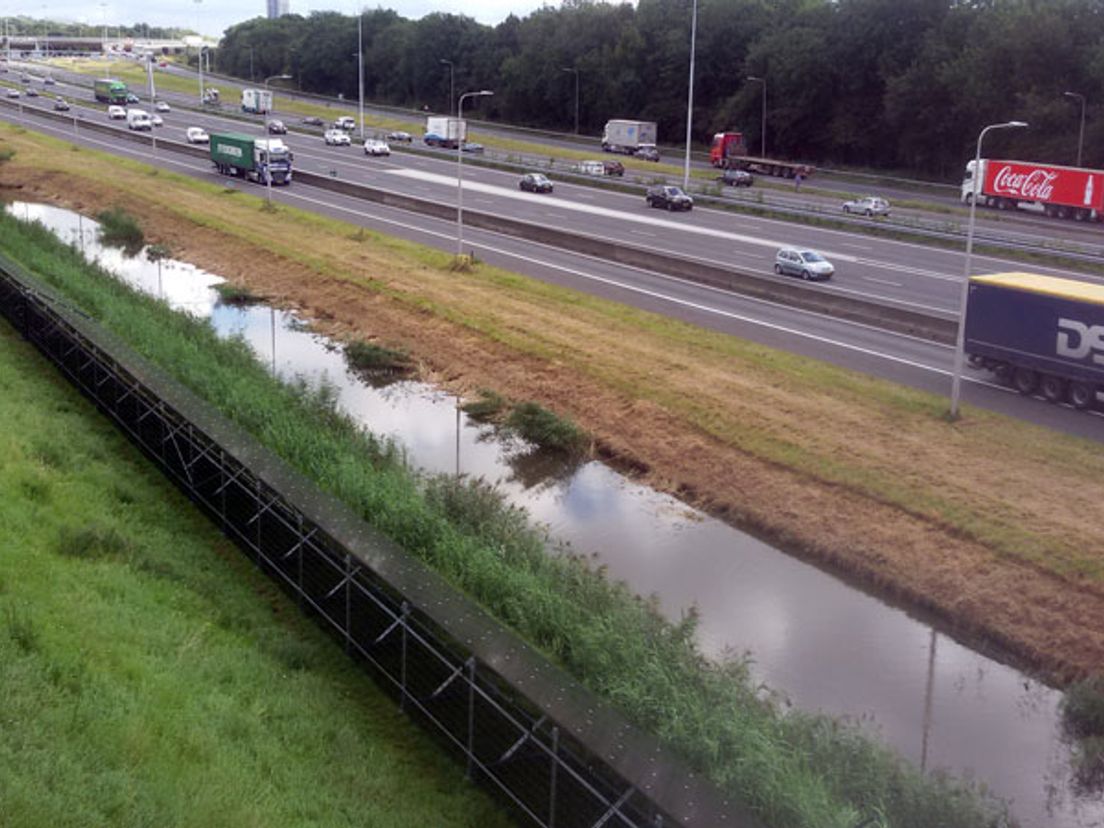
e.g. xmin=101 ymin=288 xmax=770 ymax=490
xmin=1062 ymin=675 xmax=1104 ymax=787
xmin=95 ymin=207 xmax=144 ymax=253
xmin=214 ymin=282 xmax=262 ymax=306
xmin=461 ymin=389 xmax=507 ymax=420
xmin=344 ymin=339 xmax=411 ymax=374
xmin=505 ymin=401 xmax=588 ymax=456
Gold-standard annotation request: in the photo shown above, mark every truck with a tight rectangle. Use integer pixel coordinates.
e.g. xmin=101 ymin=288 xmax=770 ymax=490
xmin=240 ymin=88 xmax=272 ymax=115
xmin=423 ymin=116 xmax=465 ymax=149
xmin=203 ymin=87 xmax=220 ymax=105
xmin=962 ymin=158 xmax=1103 ymax=222
xmin=93 ymin=78 xmax=128 ymax=105
xmin=601 ymin=119 xmax=657 ymax=156
xmin=709 ymin=131 xmax=815 ymax=179
xmin=209 ymin=132 xmax=293 ymax=185
xmin=964 ymin=271 xmax=1104 ymax=410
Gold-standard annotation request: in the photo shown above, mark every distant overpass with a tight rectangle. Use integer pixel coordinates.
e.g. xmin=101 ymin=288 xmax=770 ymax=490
xmin=0 ymin=36 xmax=209 ymax=56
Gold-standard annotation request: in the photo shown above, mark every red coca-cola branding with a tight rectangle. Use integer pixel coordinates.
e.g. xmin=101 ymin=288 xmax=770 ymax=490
xmin=984 ymin=160 xmax=1103 ymax=210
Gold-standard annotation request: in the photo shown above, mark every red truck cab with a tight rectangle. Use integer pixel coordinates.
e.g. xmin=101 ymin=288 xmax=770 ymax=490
xmin=710 ymin=132 xmax=747 ymax=167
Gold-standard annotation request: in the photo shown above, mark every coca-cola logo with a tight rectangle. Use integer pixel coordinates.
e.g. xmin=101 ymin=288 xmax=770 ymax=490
xmin=992 ymin=166 xmax=1057 ymax=200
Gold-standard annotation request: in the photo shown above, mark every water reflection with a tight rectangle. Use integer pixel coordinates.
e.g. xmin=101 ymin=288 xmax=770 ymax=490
xmin=9 ymin=201 xmax=1104 ymax=828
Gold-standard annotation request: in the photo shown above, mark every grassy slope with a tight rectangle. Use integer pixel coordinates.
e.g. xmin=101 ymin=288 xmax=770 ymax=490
xmin=0 ymin=324 xmax=511 ymax=828
xmin=0 ymin=135 xmax=1013 ymax=827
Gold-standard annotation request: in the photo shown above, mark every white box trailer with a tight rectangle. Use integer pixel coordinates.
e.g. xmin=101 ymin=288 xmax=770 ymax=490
xmin=241 ymin=88 xmax=273 ymax=115
xmin=602 ymin=119 xmax=658 ymax=154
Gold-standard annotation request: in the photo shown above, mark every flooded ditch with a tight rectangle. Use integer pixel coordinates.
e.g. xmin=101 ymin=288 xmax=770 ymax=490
xmin=7 ymin=200 xmax=1104 ymax=827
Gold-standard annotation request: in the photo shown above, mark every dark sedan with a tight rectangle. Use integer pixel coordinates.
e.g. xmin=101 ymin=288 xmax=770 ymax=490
xmin=266 ymin=120 xmax=287 ymax=134
xmin=301 ymin=116 xmax=324 ymax=126
xmin=717 ymin=168 xmax=754 ymax=187
xmin=519 ymin=173 xmax=553 ymax=194
xmin=645 ymin=185 xmax=693 ymax=212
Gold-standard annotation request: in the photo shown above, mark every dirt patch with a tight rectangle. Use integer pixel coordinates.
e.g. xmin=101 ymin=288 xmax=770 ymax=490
xmin=5 ymin=155 xmax=1104 ymax=685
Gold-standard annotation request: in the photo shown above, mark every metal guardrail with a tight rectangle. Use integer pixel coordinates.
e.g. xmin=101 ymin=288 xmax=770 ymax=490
xmin=0 ymin=249 xmax=759 ymax=828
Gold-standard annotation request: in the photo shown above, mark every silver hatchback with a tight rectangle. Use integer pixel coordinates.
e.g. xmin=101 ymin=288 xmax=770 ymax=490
xmin=774 ymin=247 xmax=834 ymax=281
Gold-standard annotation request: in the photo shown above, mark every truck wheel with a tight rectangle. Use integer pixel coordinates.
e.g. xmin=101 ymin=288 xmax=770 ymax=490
xmin=993 ymin=363 xmax=1014 ymax=385
xmin=1040 ymin=374 xmax=1066 ymax=403
xmin=967 ymin=354 xmax=986 ymax=369
xmin=1012 ymin=368 xmax=1038 ymax=395
xmin=1069 ymin=382 xmax=1095 ymax=410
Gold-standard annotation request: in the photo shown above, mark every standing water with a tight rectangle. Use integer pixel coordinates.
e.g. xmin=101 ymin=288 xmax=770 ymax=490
xmin=8 ymin=202 xmax=1104 ymax=827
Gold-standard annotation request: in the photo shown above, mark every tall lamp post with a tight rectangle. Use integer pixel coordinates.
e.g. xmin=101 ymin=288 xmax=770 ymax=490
xmin=263 ymin=73 xmax=293 ymax=206
xmin=682 ymin=0 xmax=698 ymax=190
xmin=747 ymin=75 xmax=766 ymax=158
xmin=1064 ymin=91 xmax=1086 ymax=168
xmin=357 ymin=10 xmax=364 ymax=140
xmin=439 ymin=59 xmax=454 ymax=116
xmin=949 ymin=119 xmax=1028 ymax=419
xmin=194 ymin=0 xmax=203 ymax=104
xmin=456 ymin=89 xmax=493 ymax=259
xmin=561 ymin=66 xmax=579 ymax=135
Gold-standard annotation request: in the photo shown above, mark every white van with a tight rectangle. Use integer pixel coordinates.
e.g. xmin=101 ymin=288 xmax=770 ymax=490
xmin=126 ymin=109 xmax=152 ymax=131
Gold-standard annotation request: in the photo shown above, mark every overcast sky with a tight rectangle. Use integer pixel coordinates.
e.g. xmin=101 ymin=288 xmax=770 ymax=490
xmin=32 ymin=0 xmax=554 ymax=37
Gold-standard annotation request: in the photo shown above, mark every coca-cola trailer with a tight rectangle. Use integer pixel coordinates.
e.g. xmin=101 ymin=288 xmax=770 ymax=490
xmin=961 ymin=159 xmax=1103 ymax=222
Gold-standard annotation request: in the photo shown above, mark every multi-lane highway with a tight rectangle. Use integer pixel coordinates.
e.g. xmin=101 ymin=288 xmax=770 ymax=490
xmin=2 ymin=71 xmax=1102 ymax=441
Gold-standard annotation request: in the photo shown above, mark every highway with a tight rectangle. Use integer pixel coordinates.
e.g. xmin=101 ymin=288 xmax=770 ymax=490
xmin=1 ymin=83 xmax=1102 ymax=442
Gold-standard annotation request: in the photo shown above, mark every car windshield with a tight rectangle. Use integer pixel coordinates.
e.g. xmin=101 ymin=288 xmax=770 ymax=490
xmin=665 ymin=187 xmax=683 ymax=196
xmin=800 ymin=251 xmax=826 ymax=263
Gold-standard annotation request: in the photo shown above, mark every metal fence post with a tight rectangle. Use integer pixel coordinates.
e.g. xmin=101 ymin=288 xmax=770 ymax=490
xmin=399 ymin=601 xmax=410 ymax=712
xmin=344 ymin=553 xmax=353 ymax=654
xmin=466 ymin=657 xmax=477 ymax=779
xmin=549 ymin=726 xmax=559 ymax=828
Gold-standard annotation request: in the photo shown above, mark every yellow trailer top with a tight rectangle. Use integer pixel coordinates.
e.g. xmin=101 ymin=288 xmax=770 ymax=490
xmin=970 ymin=272 xmax=1104 ymax=307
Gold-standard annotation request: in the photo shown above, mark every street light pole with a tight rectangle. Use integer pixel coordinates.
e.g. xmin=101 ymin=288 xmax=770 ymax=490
xmin=456 ymin=89 xmax=493 ymax=260
xmin=949 ymin=120 xmax=1028 ymax=419
xmin=357 ymin=10 xmax=364 ymax=141
xmin=747 ymin=76 xmax=766 ymax=158
xmin=682 ymin=0 xmax=697 ymax=190
xmin=263 ymin=73 xmax=293 ymax=206
xmin=194 ymin=0 xmax=203 ymax=104
xmin=1064 ymin=91 xmax=1086 ymax=168
xmin=438 ymin=59 xmax=454 ymax=116
xmin=560 ymin=67 xmax=579 ymax=135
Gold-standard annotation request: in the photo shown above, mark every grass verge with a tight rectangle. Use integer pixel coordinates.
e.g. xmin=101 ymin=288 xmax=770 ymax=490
xmin=0 ymin=183 xmax=1011 ymax=827
xmin=0 ymin=320 xmax=511 ymax=828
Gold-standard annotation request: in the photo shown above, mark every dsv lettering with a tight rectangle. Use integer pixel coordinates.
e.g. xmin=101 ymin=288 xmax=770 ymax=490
xmin=1056 ymin=318 xmax=1104 ymax=365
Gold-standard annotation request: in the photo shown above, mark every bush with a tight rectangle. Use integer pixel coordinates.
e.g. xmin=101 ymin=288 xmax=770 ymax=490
xmin=504 ymin=401 xmax=588 ymax=456
xmin=1062 ymin=674 xmax=1104 ymax=738
xmin=95 ymin=206 xmax=144 ymax=253
xmin=344 ymin=339 xmax=411 ymax=373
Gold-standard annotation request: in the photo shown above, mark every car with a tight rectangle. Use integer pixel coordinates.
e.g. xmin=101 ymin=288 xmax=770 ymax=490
xmin=5 ymin=88 xmax=19 ymax=99
xmin=150 ymin=113 xmax=163 ymax=126
xmin=461 ymin=141 xmax=484 ymax=154
xmin=324 ymin=129 xmax=351 ymax=146
xmin=53 ymin=97 xmax=69 ymax=111
xmin=645 ymin=185 xmax=693 ymax=212
xmin=635 ymin=144 xmax=660 ymax=162
xmin=266 ymin=119 xmax=287 ymax=134
xmin=43 ymin=76 xmax=55 ymax=86
xmin=185 ymin=126 xmax=209 ymax=144
xmin=20 ymin=74 xmax=29 ymax=83
xmin=363 ymin=138 xmax=391 ymax=156
xmin=386 ymin=130 xmax=413 ymax=143
xmin=602 ymin=160 xmax=625 ymax=177
xmin=302 ymin=116 xmax=324 ymax=126
xmin=519 ymin=173 xmax=553 ymax=194
xmin=155 ymin=101 xmax=171 ymax=112
xmin=158 ymin=60 xmax=168 ymax=68
xmin=125 ymin=92 xmax=140 ymax=104
xmin=25 ymin=88 xmax=38 ymax=98
xmin=717 ymin=168 xmax=754 ymax=187
xmin=842 ymin=196 xmax=891 ymax=217
xmin=577 ymin=160 xmax=605 ymax=176
xmin=333 ymin=116 xmax=356 ymax=130
xmin=774 ymin=247 xmax=834 ymax=281
xmin=107 ymin=105 xmax=126 ymax=119
xmin=423 ymin=132 xmax=452 ymax=147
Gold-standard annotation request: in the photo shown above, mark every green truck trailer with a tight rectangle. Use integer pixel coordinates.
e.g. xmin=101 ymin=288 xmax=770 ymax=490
xmin=208 ymin=132 xmax=293 ymax=185
xmin=93 ymin=78 xmax=128 ymax=105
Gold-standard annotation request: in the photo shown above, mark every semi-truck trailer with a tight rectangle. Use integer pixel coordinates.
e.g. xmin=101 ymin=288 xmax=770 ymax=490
xmin=423 ymin=116 xmax=465 ymax=148
xmin=601 ymin=119 xmax=658 ymax=155
xmin=962 ymin=159 xmax=1103 ymax=222
xmin=93 ymin=78 xmax=128 ymax=105
xmin=964 ymin=271 xmax=1104 ymax=410
xmin=209 ymin=132 xmax=293 ymax=185
xmin=241 ymin=88 xmax=272 ymax=115
xmin=709 ymin=131 xmax=815 ymax=179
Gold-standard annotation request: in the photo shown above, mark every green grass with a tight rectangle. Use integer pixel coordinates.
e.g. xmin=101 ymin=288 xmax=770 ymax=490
xmin=0 ymin=322 xmax=512 ymax=828
xmin=504 ymin=401 xmax=589 ymax=456
xmin=0 ymin=202 xmax=1014 ymax=827
xmin=344 ymin=339 xmax=412 ymax=373
xmin=95 ymin=206 xmax=145 ymax=253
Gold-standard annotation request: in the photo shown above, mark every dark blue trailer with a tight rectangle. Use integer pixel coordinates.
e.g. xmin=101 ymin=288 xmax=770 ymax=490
xmin=965 ymin=272 xmax=1104 ymax=409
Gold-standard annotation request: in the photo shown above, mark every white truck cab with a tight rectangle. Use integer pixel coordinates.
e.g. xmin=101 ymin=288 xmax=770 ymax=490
xmin=126 ymin=109 xmax=152 ymax=131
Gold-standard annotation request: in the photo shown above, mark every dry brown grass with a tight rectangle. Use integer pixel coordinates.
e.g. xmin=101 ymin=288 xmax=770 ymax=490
xmin=3 ymin=123 xmax=1104 ymax=683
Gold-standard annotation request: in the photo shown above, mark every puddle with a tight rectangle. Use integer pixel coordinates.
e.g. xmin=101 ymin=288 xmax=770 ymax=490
xmin=9 ymin=201 xmax=1104 ymax=827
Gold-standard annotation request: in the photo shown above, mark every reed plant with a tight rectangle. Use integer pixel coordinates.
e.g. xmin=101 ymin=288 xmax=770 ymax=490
xmin=0 ymin=210 xmax=1012 ymax=828
xmin=95 ymin=206 xmax=145 ymax=252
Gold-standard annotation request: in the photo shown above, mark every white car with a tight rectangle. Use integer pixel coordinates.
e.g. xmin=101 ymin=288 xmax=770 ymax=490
xmin=363 ymin=139 xmax=391 ymax=157
xmin=333 ymin=116 xmax=356 ymax=130
xmin=150 ymin=113 xmax=163 ymax=127
xmin=5 ymin=88 xmax=19 ymax=99
xmin=185 ymin=126 xmax=209 ymax=144
xmin=842 ymin=196 xmax=891 ymax=217
xmin=324 ymin=129 xmax=351 ymax=146
xmin=774 ymin=247 xmax=834 ymax=281
xmin=155 ymin=101 xmax=171 ymax=112
xmin=107 ymin=105 xmax=126 ymax=119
